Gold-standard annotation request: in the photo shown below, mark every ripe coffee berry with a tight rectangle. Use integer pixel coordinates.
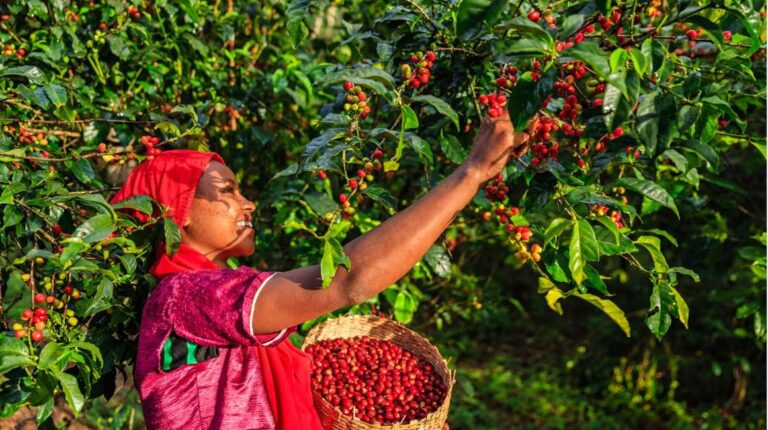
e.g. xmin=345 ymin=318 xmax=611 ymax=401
xmin=306 ymin=336 xmax=447 ymax=425
xmin=31 ymin=330 xmax=44 ymax=342
xmin=528 ymin=10 xmax=541 ymax=22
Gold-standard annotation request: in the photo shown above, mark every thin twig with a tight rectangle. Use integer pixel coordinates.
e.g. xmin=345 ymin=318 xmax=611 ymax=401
xmin=402 ymin=0 xmax=440 ymax=31
xmin=0 ymin=117 xmax=161 ymax=125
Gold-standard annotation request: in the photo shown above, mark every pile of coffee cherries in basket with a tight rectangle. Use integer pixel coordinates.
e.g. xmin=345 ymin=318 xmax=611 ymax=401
xmin=306 ymin=336 xmax=448 ymax=425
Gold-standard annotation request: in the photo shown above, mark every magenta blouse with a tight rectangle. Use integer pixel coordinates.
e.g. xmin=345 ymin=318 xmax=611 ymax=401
xmin=135 ymin=267 xmax=291 ymax=429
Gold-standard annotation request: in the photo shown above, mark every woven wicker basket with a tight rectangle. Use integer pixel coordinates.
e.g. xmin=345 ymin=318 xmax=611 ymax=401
xmin=302 ymin=315 xmax=455 ymax=430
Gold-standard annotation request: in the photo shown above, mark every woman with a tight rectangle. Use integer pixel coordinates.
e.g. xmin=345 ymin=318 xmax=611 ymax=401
xmin=111 ymin=115 xmax=530 ymax=429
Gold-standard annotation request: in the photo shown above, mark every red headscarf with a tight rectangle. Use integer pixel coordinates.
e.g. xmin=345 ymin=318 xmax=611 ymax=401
xmin=111 ymin=150 xmax=321 ymax=430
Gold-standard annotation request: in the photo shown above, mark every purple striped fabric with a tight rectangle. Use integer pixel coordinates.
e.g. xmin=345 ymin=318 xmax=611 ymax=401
xmin=135 ymin=267 xmax=291 ymax=429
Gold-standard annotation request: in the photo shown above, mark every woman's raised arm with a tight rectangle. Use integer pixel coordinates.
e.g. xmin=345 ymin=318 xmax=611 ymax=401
xmin=251 ymin=116 xmax=530 ymax=335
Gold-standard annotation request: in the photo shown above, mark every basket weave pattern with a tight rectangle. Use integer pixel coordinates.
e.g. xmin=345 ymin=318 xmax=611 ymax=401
xmin=302 ymin=315 xmax=455 ymax=430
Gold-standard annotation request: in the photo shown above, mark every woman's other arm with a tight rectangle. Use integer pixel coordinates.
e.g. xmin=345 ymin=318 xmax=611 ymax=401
xmin=252 ymin=117 xmax=529 ymax=334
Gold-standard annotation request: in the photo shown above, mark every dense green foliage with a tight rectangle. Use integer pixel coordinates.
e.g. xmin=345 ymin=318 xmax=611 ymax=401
xmin=0 ymin=0 xmax=765 ymax=428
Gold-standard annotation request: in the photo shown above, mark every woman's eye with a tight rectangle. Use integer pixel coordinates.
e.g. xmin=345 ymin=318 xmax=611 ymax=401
xmin=223 ymin=187 xmax=234 ymax=193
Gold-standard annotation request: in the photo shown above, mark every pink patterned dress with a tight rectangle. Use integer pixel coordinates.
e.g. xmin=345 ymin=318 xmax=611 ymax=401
xmin=135 ymin=267 xmax=293 ymax=429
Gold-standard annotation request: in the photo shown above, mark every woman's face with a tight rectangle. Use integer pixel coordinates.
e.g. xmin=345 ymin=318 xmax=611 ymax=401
xmin=181 ymin=161 xmax=256 ymax=267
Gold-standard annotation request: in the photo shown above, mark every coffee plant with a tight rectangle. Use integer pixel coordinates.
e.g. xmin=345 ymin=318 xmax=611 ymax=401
xmin=0 ymin=0 xmax=765 ymax=425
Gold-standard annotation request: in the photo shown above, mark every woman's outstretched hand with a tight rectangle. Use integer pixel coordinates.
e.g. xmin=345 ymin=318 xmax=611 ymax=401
xmin=464 ymin=114 xmax=534 ymax=184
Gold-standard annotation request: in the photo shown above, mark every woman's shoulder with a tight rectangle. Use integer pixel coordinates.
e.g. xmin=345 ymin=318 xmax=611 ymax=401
xmin=155 ymin=266 xmax=273 ymax=291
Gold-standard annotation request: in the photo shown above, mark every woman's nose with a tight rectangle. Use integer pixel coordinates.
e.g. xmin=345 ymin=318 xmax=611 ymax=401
xmin=240 ymin=195 xmax=256 ymax=213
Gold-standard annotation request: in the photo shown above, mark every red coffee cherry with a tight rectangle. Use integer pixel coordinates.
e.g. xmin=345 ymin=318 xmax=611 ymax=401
xmin=31 ymin=330 xmax=44 ymax=342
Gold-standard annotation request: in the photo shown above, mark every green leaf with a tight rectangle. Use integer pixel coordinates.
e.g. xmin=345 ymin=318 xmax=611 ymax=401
xmin=572 ymin=292 xmax=631 ymax=337
xmin=701 ymin=95 xmax=737 ymax=119
xmin=545 ymin=288 xmax=564 ymax=315
xmin=584 ymin=265 xmax=610 ymax=296
xmin=72 ymin=214 xmax=116 ymax=243
xmin=629 ymin=48 xmax=648 ymax=76
xmin=112 ymin=195 xmax=154 ymax=216
xmin=496 ymin=16 xmax=554 ymax=49
xmin=635 ymin=236 xmax=669 ymax=273
xmin=364 ymin=186 xmax=397 ymax=210
xmin=108 ymin=34 xmax=132 ymax=60
xmin=394 ymin=289 xmax=418 ymax=324
xmin=0 ymin=66 xmax=46 ymax=85
xmin=50 ymin=368 xmax=85 ymax=415
xmin=67 ymin=159 xmax=95 ymax=185
xmin=401 ymin=104 xmax=419 ymax=130
xmin=438 ymin=133 xmax=467 ymax=164
xmin=325 ymin=67 xmax=395 ymax=88
xmin=320 ymin=238 xmax=350 ymax=289
xmin=495 ymin=38 xmax=551 ymax=55
xmin=646 ymin=282 xmax=675 ymax=340
xmin=616 ymin=178 xmax=679 ymax=217
xmin=38 ymin=341 xmax=64 ymax=370
xmin=543 ymin=217 xmax=572 ymax=246
xmin=456 ymin=0 xmax=507 ymax=39
xmin=27 ymin=0 xmax=49 ymax=19
xmin=603 ymin=69 xmax=639 ymax=131
xmin=163 ymin=217 xmax=181 ymax=256
xmin=411 ymin=95 xmax=460 ymax=130
xmin=43 ymin=84 xmax=67 ymax=108
xmin=302 ymin=128 xmax=347 ymax=162
xmin=424 ymin=245 xmax=451 ymax=278
xmin=178 ymin=0 xmax=201 ymax=24
xmin=609 ymin=48 xmax=627 ymax=72
xmin=568 ymin=42 xmax=626 ymax=96
xmin=636 ymin=228 xmax=678 ymax=247
xmin=0 ymin=336 xmax=35 ymax=375
xmin=661 ymin=149 xmax=688 ymax=173
xmin=636 ymin=92 xmax=659 ymax=152
xmin=304 ymin=192 xmax=337 ymax=217
xmin=406 ymin=134 xmax=434 ymax=166
xmin=538 ymin=277 xmax=556 ymax=293
xmin=569 ymin=219 xmax=599 ymax=286
xmin=670 ymin=285 xmax=689 ymax=329
xmin=16 ymin=85 xmax=50 ymax=110
xmin=286 ymin=0 xmax=310 ymax=47
xmin=670 ymin=267 xmax=700 ymax=282
xmin=80 ymin=278 xmax=114 ymax=316
xmin=507 ymin=68 xmax=557 ymax=130
xmin=593 ymin=216 xmax=620 ymax=244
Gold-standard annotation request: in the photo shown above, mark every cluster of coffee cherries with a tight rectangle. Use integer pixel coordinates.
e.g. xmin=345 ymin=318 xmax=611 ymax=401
xmin=1 ymin=42 xmax=26 ymax=59
xmin=140 ymin=135 xmax=161 ymax=161
xmin=306 ymin=336 xmax=447 ymax=425
xmin=13 ymin=266 xmax=82 ymax=343
xmin=342 ymin=82 xmax=372 ymax=120
xmin=591 ymin=204 xmax=624 ymax=229
xmin=401 ymin=51 xmax=437 ymax=89
xmin=596 ymin=9 xmax=622 ymax=31
xmin=529 ymin=115 xmax=560 ymax=167
xmin=481 ymin=174 xmax=540 ymax=263
xmin=5 ymin=125 xmax=48 ymax=146
xmin=528 ymin=9 xmax=557 ymax=30
xmin=593 ymin=126 xmax=624 ymax=152
xmin=337 ymin=149 xmax=384 ymax=219
xmin=646 ymin=0 xmax=664 ymax=19
xmin=556 ymin=25 xmax=595 ymax=52
xmin=514 ymin=242 xmax=542 ymax=264
xmin=476 ymin=93 xmax=507 ymax=118
xmin=128 ymin=5 xmax=142 ymax=20
xmin=495 ymin=65 xmax=519 ymax=89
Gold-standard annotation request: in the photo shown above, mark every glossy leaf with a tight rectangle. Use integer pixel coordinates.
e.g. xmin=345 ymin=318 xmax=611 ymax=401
xmin=320 ymin=238 xmax=351 ymax=289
